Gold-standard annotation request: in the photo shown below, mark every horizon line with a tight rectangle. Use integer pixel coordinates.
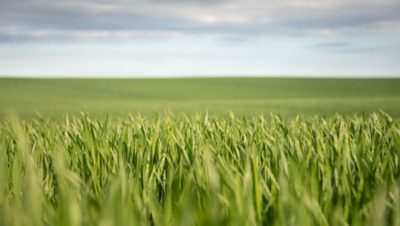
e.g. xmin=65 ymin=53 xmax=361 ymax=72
xmin=1 ymin=74 xmax=400 ymax=79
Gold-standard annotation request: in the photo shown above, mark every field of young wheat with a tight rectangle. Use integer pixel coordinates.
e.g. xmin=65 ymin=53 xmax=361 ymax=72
xmin=0 ymin=112 xmax=399 ymax=226
xmin=2 ymin=78 xmax=400 ymax=118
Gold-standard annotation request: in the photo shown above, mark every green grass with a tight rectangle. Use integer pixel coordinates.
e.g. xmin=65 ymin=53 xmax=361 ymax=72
xmin=1 ymin=78 xmax=400 ymax=118
xmin=0 ymin=113 xmax=399 ymax=226
xmin=1 ymin=78 xmax=400 ymax=225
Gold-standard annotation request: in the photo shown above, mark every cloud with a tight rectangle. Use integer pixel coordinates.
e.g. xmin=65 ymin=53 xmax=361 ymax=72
xmin=312 ymin=41 xmax=377 ymax=54
xmin=314 ymin=41 xmax=352 ymax=49
xmin=0 ymin=0 xmax=399 ymax=42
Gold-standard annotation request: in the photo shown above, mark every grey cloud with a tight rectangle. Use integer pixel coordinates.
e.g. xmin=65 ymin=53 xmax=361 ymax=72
xmin=147 ymin=0 xmax=227 ymax=5
xmin=312 ymin=41 xmax=400 ymax=55
xmin=0 ymin=0 xmax=399 ymax=42
xmin=314 ymin=42 xmax=352 ymax=49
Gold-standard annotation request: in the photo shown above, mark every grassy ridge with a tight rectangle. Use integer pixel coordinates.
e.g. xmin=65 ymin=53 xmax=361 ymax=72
xmin=1 ymin=78 xmax=400 ymax=117
xmin=0 ymin=113 xmax=399 ymax=225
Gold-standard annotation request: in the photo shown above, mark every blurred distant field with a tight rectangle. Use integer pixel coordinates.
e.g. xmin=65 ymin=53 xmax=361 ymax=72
xmin=1 ymin=78 xmax=400 ymax=226
xmin=1 ymin=78 xmax=400 ymax=118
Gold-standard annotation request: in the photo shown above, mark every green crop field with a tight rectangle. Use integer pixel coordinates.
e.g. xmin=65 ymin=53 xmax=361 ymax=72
xmin=1 ymin=78 xmax=400 ymax=118
xmin=1 ymin=78 xmax=400 ymax=226
xmin=0 ymin=113 xmax=400 ymax=226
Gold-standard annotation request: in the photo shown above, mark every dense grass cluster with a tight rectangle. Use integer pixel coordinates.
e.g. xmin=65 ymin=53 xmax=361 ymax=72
xmin=0 ymin=113 xmax=399 ymax=226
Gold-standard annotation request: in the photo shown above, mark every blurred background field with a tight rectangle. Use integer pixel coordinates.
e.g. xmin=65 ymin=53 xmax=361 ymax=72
xmin=1 ymin=78 xmax=400 ymax=118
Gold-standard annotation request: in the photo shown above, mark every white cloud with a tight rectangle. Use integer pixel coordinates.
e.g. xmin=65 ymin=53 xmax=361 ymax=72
xmin=0 ymin=0 xmax=399 ymax=76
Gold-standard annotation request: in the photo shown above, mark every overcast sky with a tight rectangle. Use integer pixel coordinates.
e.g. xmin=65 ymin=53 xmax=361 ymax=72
xmin=0 ymin=0 xmax=399 ymax=77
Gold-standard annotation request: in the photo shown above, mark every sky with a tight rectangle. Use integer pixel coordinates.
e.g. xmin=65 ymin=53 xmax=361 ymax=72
xmin=0 ymin=0 xmax=399 ymax=77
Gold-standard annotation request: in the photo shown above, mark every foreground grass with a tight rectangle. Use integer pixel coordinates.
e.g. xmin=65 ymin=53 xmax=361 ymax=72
xmin=1 ymin=78 xmax=400 ymax=117
xmin=0 ymin=112 xmax=400 ymax=226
